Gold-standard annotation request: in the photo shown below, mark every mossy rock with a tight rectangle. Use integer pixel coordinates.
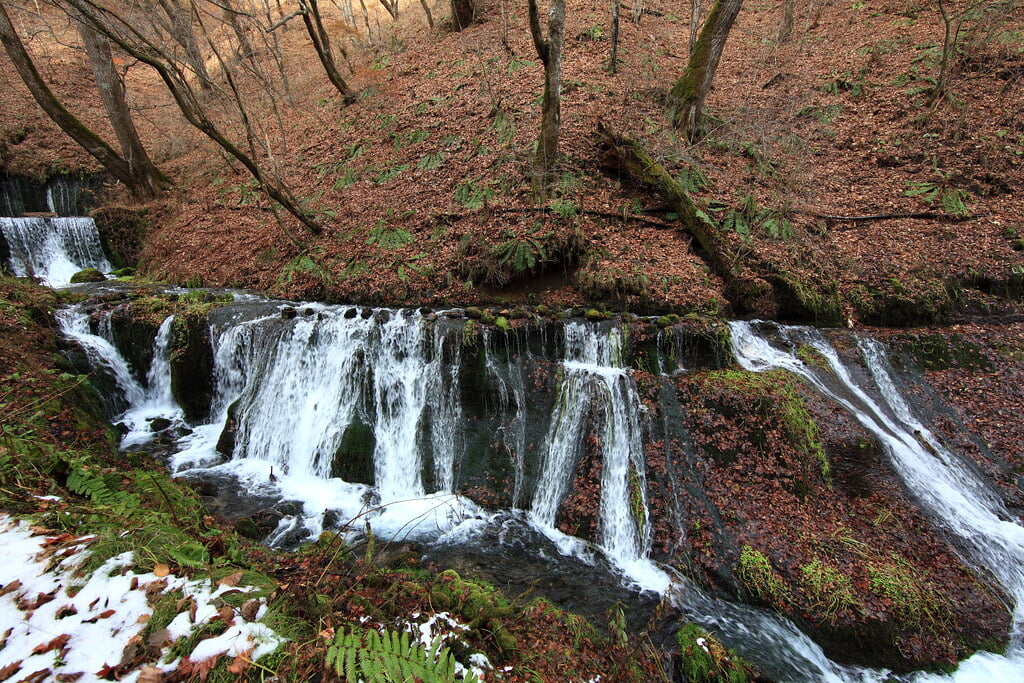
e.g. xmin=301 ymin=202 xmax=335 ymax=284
xmin=674 ymin=622 xmax=754 ymax=682
xmin=331 ymin=421 xmax=376 ymax=484
xmin=69 ymin=268 xmax=106 ymax=283
xmin=901 ymin=333 xmax=992 ymax=372
xmin=169 ymin=310 xmax=214 ymax=423
xmin=771 ymin=271 xmax=843 ymax=327
xmin=849 ymin=278 xmax=958 ymax=327
xmin=90 ymin=206 xmax=150 ymax=269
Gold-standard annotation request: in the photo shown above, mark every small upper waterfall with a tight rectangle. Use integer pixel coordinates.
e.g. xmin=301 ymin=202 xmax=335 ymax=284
xmin=0 ymin=216 xmax=111 ymax=286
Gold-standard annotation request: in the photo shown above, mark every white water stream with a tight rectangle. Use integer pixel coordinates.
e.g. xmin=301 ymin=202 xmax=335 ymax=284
xmin=730 ymin=321 xmax=1024 ymax=681
xmin=50 ymin=296 xmax=1024 ymax=682
xmin=1 ymin=216 xmax=111 ymax=286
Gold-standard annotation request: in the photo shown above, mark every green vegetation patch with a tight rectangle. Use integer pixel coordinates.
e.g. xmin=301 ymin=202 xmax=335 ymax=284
xmin=736 ymin=545 xmax=790 ymax=607
xmin=675 ymin=622 xmax=753 ymax=683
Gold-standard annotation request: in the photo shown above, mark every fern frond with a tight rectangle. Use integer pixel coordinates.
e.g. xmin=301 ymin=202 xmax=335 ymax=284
xmin=326 ymin=625 xmax=471 ymax=682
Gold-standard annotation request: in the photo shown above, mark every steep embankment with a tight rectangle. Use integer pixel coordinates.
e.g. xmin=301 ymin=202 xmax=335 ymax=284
xmin=2 ymin=0 xmax=1021 ymax=322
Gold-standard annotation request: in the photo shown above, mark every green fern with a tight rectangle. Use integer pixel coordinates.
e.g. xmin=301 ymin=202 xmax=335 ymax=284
xmin=326 ymin=626 xmax=479 ymax=682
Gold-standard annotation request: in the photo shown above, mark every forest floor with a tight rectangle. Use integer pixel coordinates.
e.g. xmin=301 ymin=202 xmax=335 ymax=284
xmin=0 ymin=0 xmax=1021 ymax=322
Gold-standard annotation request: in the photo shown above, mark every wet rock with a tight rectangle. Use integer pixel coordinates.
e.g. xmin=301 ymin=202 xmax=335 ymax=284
xmin=331 ymin=421 xmax=376 ymax=485
xmin=70 ymin=268 xmax=106 ymax=283
xmin=149 ymin=417 xmax=172 ymax=432
xmin=281 ymin=306 xmax=297 ymax=319
xmin=169 ymin=311 xmax=215 ymax=423
xmin=234 ymin=517 xmax=262 ymax=540
xmin=344 ymin=307 xmax=357 ymax=319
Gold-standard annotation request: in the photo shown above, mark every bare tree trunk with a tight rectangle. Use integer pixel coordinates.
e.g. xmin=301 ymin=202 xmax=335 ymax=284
xmin=689 ymin=0 xmax=704 ymax=53
xmin=608 ymin=0 xmax=620 ymax=73
xmin=376 ymin=0 xmax=398 ymax=19
xmin=63 ymin=0 xmax=320 ymax=233
xmin=777 ymin=0 xmax=794 ymax=43
xmin=418 ymin=0 xmax=434 ymax=28
xmin=299 ymin=0 xmax=355 ymax=101
xmin=667 ymin=0 xmax=744 ymax=139
xmin=0 ymin=2 xmax=156 ymax=199
xmin=528 ymin=0 xmax=566 ymax=198
xmin=221 ymin=0 xmax=256 ymax=59
xmin=451 ymin=0 xmax=474 ymax=30
xmin=155 ymin=0 xmax=213 ymax=90
xmin=75 ymin=13 xmax=167 ymax=196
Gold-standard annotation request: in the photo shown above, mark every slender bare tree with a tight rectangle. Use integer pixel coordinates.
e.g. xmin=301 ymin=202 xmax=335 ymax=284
xmin=527 ymin=0 xmax=566 ymax=197
xmin=60 ymin=0 xmax=321 ymax=233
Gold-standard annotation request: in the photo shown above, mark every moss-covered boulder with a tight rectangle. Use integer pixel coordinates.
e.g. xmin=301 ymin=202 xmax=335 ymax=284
xmin=169 ymin=310 xmax=214 ymax=423
xmin=69 ymin=268 xmax=106 ymax=283
xmin=90 ymin=206 xmax=149 ymax=269
xmin=848 ymin=278 xmax=958 ymax=326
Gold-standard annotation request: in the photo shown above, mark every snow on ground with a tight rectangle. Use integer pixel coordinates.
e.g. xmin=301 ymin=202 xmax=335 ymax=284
xmin=0 ymin=514 xmax=283 ymax=681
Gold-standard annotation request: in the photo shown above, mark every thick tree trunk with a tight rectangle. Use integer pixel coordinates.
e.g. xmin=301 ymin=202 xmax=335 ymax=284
xmin=75 ymin=15 xmax=167 ymax=196
xmin=528 ymin=0 xmax=566 ymax=198
xmin=667 ymin=0 xmax=744 ymax=138
xmin=451 ymin=0 xmax=474 ymax=30
xmin=299 ymin=0 xmax=355 ymax=102
xmin=0 ymin=3 xmax=155 ymax=199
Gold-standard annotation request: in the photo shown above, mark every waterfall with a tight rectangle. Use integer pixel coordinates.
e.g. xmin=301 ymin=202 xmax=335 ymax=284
xmin=730 ymin=320 xmax=1024 ymax=677
xmin=56 ymin=296 xmax=1024 ymax=680
xmin=0 ymin=217 xmax=111 ymax=286
xmin=481 ymin=330 xmax=528 ymax=506
xmin=530 ymin=321 xmax=650 ymax=571
xmin=56 ymin=306 xmax=144 ymax=410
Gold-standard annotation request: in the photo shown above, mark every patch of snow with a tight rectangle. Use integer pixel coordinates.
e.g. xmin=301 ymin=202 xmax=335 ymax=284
xmin=0 ymin=514 xmax=283 ymax=681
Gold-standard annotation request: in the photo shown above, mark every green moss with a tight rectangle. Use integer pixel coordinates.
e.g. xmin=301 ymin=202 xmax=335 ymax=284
xmin=868 ymin=555 xmax=948 ymax=629
xmin=903 ymin=333 xmax=992 ymax=371
xmin=628 ymin=463 xmax=646 ymax=534
xmin=849 ymin=278 xmax=958 ymax=326
xmin=494 ymin=315 xmax=511 ymax=331
xmin=656 ymin=313 xmax=680 ymax=328
xmin=69 ymin=267 xmax=106 ymax=283
xmin=675 ymin=622 xmax=753 ymax=683
xmin=800 ymin=559 xmax=858 ymax=622
xmin=772 ymin=271 xmax=843 ymax=327
xmin=796 ymin=345 xmax=831 ymax=371
xmin=702 ymin=370 xmax=830 ymax=482
xmin=736 ymin=545 xmax=790 ymax=606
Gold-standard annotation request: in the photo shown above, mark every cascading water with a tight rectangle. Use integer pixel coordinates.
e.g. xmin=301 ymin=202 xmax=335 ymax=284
xmin=0 ymin=216 xmax=111 ymax=286
xmin=530 ymin=321 xmax=651 ymax=574
xmin=54 ymin=296 xmax=1024 ymax=681
xmin=481 ymin=330 xmax=529 ymax=506
xmin=730 ymin=320 xmax=1024 ymax=680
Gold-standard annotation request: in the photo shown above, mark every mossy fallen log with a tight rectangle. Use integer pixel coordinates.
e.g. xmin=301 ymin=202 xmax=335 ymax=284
xmin=599 ymin=123 xmax=842 ymax=325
